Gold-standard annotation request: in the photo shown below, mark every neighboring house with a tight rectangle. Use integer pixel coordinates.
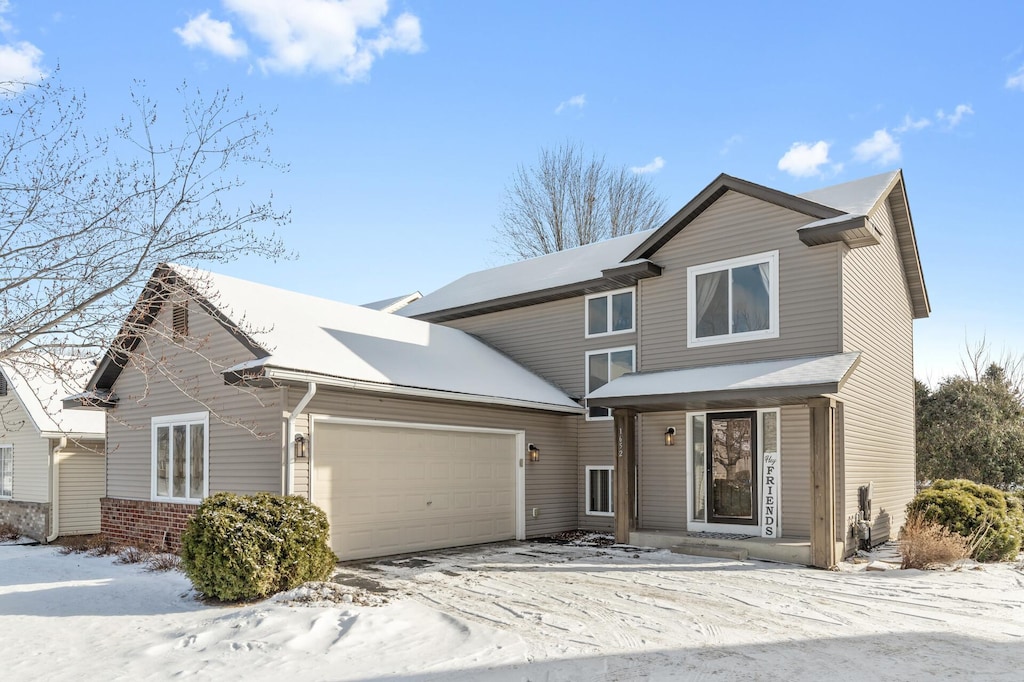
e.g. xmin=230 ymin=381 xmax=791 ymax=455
xmin=0 ymin=362 xmax=106 ymax=541
xmin=72 ymin=169 xmax=927 ymax=568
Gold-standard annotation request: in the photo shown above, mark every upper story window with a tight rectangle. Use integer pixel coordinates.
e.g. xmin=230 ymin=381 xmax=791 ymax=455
xmin=152 ymin=412 xmax=208 ymax=503
xmin=586 ymin=347 xmax=635 ymax=420
xmin=585 ymin=288 xmax=635 ymax=338
xmin=687 ymin=251 xmax=779 ymax=347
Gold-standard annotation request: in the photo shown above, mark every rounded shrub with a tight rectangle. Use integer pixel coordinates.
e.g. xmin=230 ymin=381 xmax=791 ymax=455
xmin=906 ymin=479 xmax=1024 ymax=562
xmin=180 ymin=492 xmax=337 ymax=601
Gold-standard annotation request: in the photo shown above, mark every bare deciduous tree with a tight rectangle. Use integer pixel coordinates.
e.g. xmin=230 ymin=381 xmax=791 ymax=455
xmin=0 ymin=75 xmax=289 ymax=388
xmin=494 ymin=141 xmax=666 ymax=260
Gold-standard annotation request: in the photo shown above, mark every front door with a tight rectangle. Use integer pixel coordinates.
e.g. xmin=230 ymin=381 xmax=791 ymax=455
xmin=707 ymin=411 xmax=758 ymax=525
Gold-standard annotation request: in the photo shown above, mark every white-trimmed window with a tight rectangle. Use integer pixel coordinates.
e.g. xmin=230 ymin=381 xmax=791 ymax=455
xmin=152 ymin=412 xmax=208 ymax=503
xmin=586 ymin=465 xmax=614 ymax=516
xmin=585 ymin=347 xmax=635 ymax=420
xmin=0 ymin=445 xmax=12 ymax=498
xmin=687 ymin=251 xmax=779 ymax=347
xmin=585 ymin=288 xmax=635 ymax=337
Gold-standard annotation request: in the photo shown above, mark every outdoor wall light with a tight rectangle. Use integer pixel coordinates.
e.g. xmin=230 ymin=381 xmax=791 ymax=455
xmin=664 ymin=427 xmax=676 ymax=447
xmin=527 ymin=443 xmax=540 ymax=463
xmin=294 ymin=433 xmax=309 ymax=459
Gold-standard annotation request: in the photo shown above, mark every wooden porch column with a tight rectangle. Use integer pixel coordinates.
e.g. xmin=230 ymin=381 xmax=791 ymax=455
xmin=808 ymin=398 xmax=837 ymax=569
xmin=612 ymin=408 xmax=638 ymax=544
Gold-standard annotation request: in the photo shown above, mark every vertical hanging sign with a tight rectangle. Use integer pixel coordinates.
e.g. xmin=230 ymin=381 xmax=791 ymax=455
xmin=761 ymin=452 xmax=780 ymax=537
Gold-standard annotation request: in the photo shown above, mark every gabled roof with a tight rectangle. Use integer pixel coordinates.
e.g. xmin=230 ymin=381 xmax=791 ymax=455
xmin=79 ymin=265 xmax=582 ymax=414
xmin=361 ymin=291 xmax=423 ymax=313
xmin=0 ymin=360 xmax=105 ymax=438
xmin=586 ymin=352 xmax=861 ymax=412
xmin=405 ymin=170 xmax=929 ymax=322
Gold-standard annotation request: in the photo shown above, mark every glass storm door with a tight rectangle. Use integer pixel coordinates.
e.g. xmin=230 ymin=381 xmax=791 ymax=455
xmin=707 ymin=411 xmax=758 ymax=525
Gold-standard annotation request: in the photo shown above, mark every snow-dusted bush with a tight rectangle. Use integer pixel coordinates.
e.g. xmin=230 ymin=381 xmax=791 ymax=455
xmin=906 ymin=479 xmax=1024 ymax=562
xmin=180 ymin=492 xmax=337 ymax=601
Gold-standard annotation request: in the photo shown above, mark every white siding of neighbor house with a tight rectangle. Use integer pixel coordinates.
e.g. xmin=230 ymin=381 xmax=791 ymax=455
xmin=57 ymin=440 xmax=105 ymax=535
xmin=838 ymin=197 xmax=916 ymax=548
xmin=105 ymin=301 xmax=284 ymax=501
xmin=0 ymin=394 xmax=50 ymax=503
xmin=292 ymin=386 xmax=580 ymax=538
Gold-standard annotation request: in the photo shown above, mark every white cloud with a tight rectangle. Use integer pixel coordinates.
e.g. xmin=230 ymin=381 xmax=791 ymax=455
xmin=936 ymin=103 xmax=974 ymax=129
xmin=1006 ymin=66 xmax=1024 ymax=91
xmin=719 ymin=134 xmax=742 ymax=155
xmin=0 ymin=2 xmax=46 ymax=86
xmin=175 ymin=12 xmax=248 ymax=59
xmin=777 ymin=141 xmax=831 ymax=178
xmin=630 ymin=156 xmax=665 ymax=174
xmin=853 ymin=129 xmax=901 ymax=165
xmin=894 ymin=114 xmax=931 ymax=133
xmin=555 ymin=94 xmax=585 ymax=114
xmin=215 ymin=0 xmax=424 ymax=82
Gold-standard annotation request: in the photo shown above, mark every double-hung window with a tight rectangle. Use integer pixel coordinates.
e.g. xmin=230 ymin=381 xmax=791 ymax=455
xmin=586 ymin=465 xmax=614 ymax=516
xmin=585 ymin=288 xmax=635 ymax=337
xmin=687 ymin=251 xmax=779 ymax=347
xmin=0 ymin=445 xmax=12 ymax=497
xmin=586 ymin=347 xmax=635 ymax=420
xmin=152 ymin=412 xmax=208 ymax=503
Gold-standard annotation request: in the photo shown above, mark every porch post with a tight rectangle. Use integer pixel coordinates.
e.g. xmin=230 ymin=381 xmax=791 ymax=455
xmin=808 ymin=397 xmax=837 ymax=569
xmin=612 ymin=408 xmax=638 ymax=544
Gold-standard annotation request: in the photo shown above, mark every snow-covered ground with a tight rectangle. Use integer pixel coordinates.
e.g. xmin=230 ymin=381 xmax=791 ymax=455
xmin=2 ymin=539 xmax=1023 ymax=681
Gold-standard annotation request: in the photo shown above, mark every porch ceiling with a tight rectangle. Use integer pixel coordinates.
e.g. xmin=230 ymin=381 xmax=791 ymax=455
xmin=586 ymin=352 xmax=861 ymax=412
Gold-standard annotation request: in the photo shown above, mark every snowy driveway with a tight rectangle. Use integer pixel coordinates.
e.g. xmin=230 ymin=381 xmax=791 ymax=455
xmin=1 ymin=540 xmax=1024 ymax=680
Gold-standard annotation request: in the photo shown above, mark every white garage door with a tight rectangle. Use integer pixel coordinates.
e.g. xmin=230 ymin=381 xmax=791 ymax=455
xmin=312 ymin=421 xmax=519 ymax=560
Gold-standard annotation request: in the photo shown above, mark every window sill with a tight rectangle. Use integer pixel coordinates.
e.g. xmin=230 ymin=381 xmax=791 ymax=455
xmin=584 ymin=328 xmax=636 ymax=340
xmin=688 ymin=329 xmax=779 ymax=348
xmin=585 ymin=511 xmax=615 ymax=517
xmin=151 ymin=496 xmax=203 ymax=505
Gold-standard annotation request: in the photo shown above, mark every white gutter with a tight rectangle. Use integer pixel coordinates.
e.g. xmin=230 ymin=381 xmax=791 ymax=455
xmin=285 ymin=382 xmax=317 ymax=496
xmin=46 ymin=436 xmax=68 ymax=543
xmin=261 ymin=368 xmax=585 ymax=415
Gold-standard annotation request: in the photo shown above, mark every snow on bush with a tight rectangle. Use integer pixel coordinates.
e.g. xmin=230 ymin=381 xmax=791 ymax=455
xmin=180 ymin=492 xmax=337 ymax=601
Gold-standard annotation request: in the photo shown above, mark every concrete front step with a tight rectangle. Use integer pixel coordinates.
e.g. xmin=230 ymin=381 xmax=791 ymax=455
xmin=631 ymin=529 xmax=813 ymax=565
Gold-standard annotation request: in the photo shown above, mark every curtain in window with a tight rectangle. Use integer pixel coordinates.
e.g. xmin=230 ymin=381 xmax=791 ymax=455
xmin=758 ymin=262 xmax=770 ymax=295
xmin=696 ymin=270 xmax=723 ymax=321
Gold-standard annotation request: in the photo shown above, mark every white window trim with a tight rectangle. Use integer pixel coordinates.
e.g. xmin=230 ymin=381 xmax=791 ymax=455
xmin=685 ymin=408 xmax=781 ymax=537
xmin=584 ymin=346 xmax=636 ymax=422
xmin=0 ymin=444 xmax=12 ymax=499
xmin=585 ymin=465 xmax=615 ymax=516
xmin=687 ymin=250 xmax=779 ymax=348
xmin=584 ymin=287 xmax=636 ymax=338
xmin=151 ymin=411 xmax=209 ymax=504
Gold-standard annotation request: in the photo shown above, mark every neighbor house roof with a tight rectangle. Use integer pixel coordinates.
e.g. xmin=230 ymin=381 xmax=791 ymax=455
xmin=404 ymin=170 xmax=929 ymax=323
xmin=361 ymin=291 xmax=423 ymax=313
xmin=79 ymin=265 xmax=582 ymax=414
xmin=1 ymin=361 xmax=105 ymax=438
xmin=585 ymin=352 xmax=861 ymax=412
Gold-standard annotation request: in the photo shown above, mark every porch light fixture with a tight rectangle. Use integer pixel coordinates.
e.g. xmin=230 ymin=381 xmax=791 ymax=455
xmin=294 ymin=433 xmax=309 ymax=459
xmin=664 ymin=427 xmax=676 ymax=447
xmin=527 ymin=443 xmax=540 ymax=463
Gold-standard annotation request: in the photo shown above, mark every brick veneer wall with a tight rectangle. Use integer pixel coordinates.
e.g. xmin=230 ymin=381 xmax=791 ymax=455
xmin=0 ymin=500 xmax=50 ymax=541
xmin=101 ymin=497 xmax=197 ymax=551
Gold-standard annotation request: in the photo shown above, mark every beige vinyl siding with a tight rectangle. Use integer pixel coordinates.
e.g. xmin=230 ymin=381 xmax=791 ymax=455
xmin=105 ymin=302 xmax=283 ymax=500
xmin=577 ymin=419 xmax=615 ymax=531
xmin=640 ymin=190 xmax=842 ymax=370
xmin=57 ymin=441 xmax=105 ymax=535
xmin=838 ymin=197 xmax=916 ymax=547
xmin=780 ymin=405 xmax=811 ymax=539
xmin=0 ymin=394 xmax=50 ymax=502
xmin=291 ymin=411 xmax=310 ymax=499
xmin=296 ymin=386 xmax=578 ymax=538
xmin=637 ymin=411 xmax=687 ymax=531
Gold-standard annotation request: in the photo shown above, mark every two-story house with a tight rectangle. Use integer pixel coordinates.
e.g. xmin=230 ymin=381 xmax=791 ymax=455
xmin=71 ymin=170 xmax=927 ymax=568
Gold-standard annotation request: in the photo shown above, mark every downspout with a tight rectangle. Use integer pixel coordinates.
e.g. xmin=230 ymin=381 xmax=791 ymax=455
xmin=46 ymin=436 xmax=68 ymax=543
xmin=285 ymin=382 xmax=317 ymax=496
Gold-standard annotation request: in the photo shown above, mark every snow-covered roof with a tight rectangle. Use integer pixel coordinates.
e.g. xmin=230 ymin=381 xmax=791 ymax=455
xmin=171 ymin=266 xmax=581 ymax=413
xmin=400 ymin=230 xmax=655 ymax=318
xmin=798 ymin=170 xmax=899 ymax=215
xmin=361 ymin=292 xmax=423 ymax=313
xmin=0 ymin=360 xmax=105 ymax=438
xmin=587 ymin=352 xmax=861 ymax=410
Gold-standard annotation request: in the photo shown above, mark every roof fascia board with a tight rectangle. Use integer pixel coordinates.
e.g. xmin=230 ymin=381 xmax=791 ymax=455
xmin=798 ymin=215 xmax=878 ymax=248
xmin=228 ymin=366 xmax=586 ymax=415
xmin=589 ymin=382 xmax=842 ymax=411
xmin=625 ymin=174 xmax=845 ymax=261
xmin=885 ymin=176 xmax=931 ymax=318
xmin=410 ymin=261 xmax=662 ymax=323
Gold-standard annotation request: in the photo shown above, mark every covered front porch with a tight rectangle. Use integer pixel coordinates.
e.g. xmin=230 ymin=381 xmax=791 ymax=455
xmin=587 ymin=352 xmax=861 ymax=569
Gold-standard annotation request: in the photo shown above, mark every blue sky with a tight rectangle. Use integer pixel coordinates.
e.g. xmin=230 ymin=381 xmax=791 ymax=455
xmin=3 ymin=0 xmax=1022 ymax=384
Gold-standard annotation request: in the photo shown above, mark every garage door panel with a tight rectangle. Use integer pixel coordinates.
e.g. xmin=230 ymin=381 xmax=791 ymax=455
xmin=314 ymin=422 xmax=518 ymax=560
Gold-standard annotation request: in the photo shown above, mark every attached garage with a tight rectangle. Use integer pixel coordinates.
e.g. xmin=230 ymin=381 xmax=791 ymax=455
xmin=312 ymin=419 xmax=524 ymax=560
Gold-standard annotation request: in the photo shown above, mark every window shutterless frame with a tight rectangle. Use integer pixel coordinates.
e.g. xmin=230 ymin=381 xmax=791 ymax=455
xmin=584 ymin=346 xmax=636 ymax=421
xmin=584 ymin=287 xmax=636 ymax=338
xmin=687 ymin=250 xmax=779 ymax=348
xmin=585 ymin=465 xmax=615 ymax=516
xmin=151 ymin=411 xmax=209 ymax=504
xmin=0 ymin=444 xmax=12 ymax=498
